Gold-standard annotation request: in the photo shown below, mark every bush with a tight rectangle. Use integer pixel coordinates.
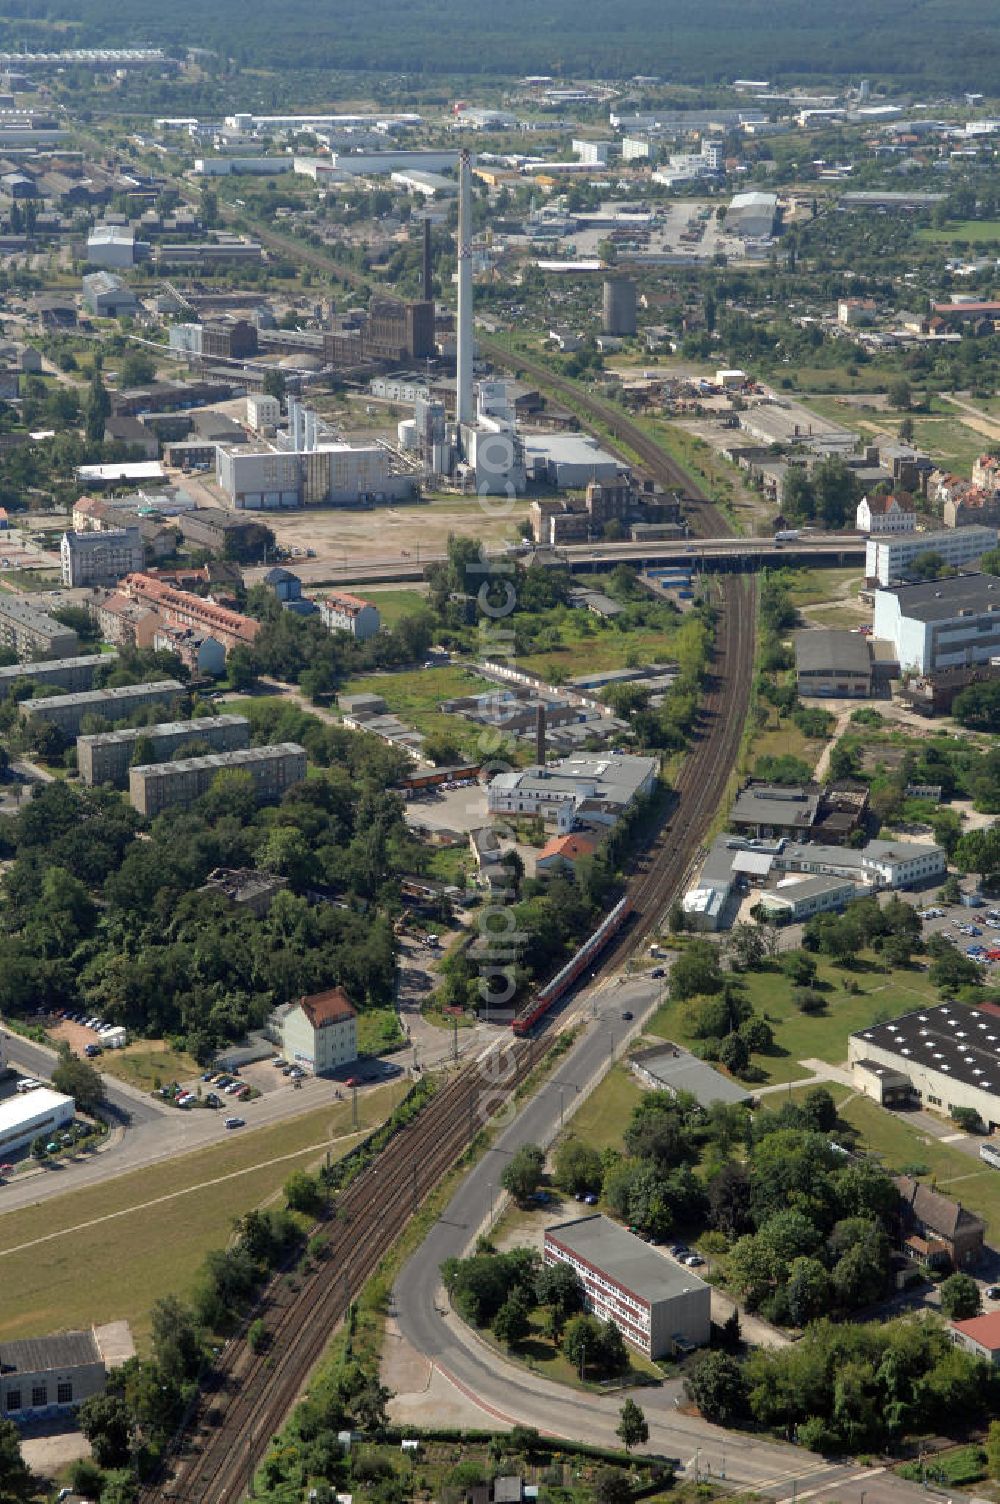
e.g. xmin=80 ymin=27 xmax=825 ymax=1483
xmin=793 ymin=988 xmax=827 ymax=1014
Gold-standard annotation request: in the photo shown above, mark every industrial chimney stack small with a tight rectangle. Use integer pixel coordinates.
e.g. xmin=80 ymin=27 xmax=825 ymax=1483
xmin=422 ymin=217 xmax=432 ymax=304
xmin=535 ymin=702 xmax=547 ymax=766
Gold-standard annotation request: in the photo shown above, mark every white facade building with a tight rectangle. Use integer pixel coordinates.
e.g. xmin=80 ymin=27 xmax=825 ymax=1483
xmin=488 ymin=753 xmax=657 ymax=831
xmin=86 ymin=226 xmax=140 ymax=268
xmin=856 ymin=493 xmax=917 ymax=535
xmin=279 ymin=987 xmax=358 ymax=1074
xmin=544 ymin=1215 xmax=711 ymax=1358
xmin=865 ymin=525 xmax=997 ymax=586
xmin=0 ymin=1088 xmax=75 ymax=1159
xmin=216 ymin=443 xmax=413 ymax=510
xmin=874 ymin=573 xmax=1000 ymax=674
xmin=319 ymin=592 xmax=381 ymax=642
xmin=572 ymin=139 xmax=612 ymax=165
xmin=850 ymin=1003 xmax=1000 ymax=1130
xmin=246 ymin=394 xmax=280 ymax=432
xmin=61 ymin=528 xmax=144 ymax=588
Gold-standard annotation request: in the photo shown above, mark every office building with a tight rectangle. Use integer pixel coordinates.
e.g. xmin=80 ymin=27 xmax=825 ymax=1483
xmin=866 ymin=526 xmax=997 ymax=587
xmin=128 ymin=742 xmax=306 ymax=816
xmin=874 ymin=574 xmax=1000 ymax=674
xmin=276 ymin=986 xmax=358 ymax=1074
xmin=78 ymin=714 xmax=249 ymax=787
xmin=82 ymin=272 xmax=139 ymax=319
xmin=543 ymin=1214 xmax=711 ymax=1358
xmin=60 ymin=527 xmax=144 ymax=587
xmin=0 ymin=597 xmax=79 ymax=660
xmin=318 ymin=592 xmax=381 ymax=642
xmin=22 ymin=679 xmax=185 ymax=739
xmin=0 ymin=1088 xmax=75 ymax=1161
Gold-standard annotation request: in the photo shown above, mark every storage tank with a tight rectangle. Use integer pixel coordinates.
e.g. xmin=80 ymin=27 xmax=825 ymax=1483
xmin=398 ymin=418 xmax=417 ymax=450
xmin=602 ymin=276 xmax=637 ymax=336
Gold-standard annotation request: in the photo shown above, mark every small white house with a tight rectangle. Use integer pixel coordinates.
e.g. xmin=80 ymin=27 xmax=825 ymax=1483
xmin=856 ymin=492 xmax=916 ymax=535
xmin=279 ymin=987 xmax=358 ymax=1074
xmin=319 ymin=592 xmax=381 ymax=642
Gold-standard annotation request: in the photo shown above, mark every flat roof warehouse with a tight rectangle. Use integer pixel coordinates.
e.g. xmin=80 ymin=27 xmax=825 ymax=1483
xmin=854 ymin=1004 xmax=1000 ymax=1095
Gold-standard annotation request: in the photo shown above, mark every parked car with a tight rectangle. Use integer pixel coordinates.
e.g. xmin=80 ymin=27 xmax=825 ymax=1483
xmin=684 ymin=1253 xmax=705 ymax=1267
xmin=650 ymin=966 xmax=665 ymax=978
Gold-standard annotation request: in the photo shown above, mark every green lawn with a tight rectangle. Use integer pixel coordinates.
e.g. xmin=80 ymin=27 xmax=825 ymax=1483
xmin=782 ymin=566 xmax=864 ymax=609
xmin=562 ymin=1063 xmax=646 ymax=1155
xmin=0 ymin=1082 xmax=408 ymax=1347
xmin=917 ymin=220 xmax=1000 ymax=245
xmin=645 ymin=955 xmax=939 ymax=1086
xmin=840 ymin=1095 xmax=1000 ymax=1238
xmin=904 ymin=417 xmax=989 ymax=477
xmin=749 ymin=712 xmax=826 ymax=777
xmin=482 ymin=1305 xmax=665 ymax=1389
xmin=351 ymin=587 xmax=428 ymax=626
xmin=517 ymin=608 xmax=683 ymax=681
xmin=356 ymin=1007 xmax=405 ymax=1055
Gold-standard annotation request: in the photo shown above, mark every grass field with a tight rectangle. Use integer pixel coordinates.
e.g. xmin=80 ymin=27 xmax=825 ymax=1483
xmin=517 ymin=608 xmax=682 ymax=681
xmin=750 ymin=714 xmax=827 ymax=774
xmin=645 ymin=955 xmax=939 ymax=1086
xmin=840 ymin=1094 xmax=1000 ymax=1237
xmin=0 ymin=1082 xmax=408 ymax=1347
xmin=782 ymin=566 xmax=864 ymax=609
xmin=917 ymin=220 xmax=1000 ymax=245
xmin=99 ymin=1043 xmax=200 ymax=1093
xmin=356 ymin=1007 xmax=405 ymax=1054
xmin=349 ymin=586 xmax=428 ymax=625
xmin=562 ymin=1063 xmax=646 ymax=1155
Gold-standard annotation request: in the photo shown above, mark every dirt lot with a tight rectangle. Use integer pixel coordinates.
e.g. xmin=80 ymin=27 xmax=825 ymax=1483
xmin=261 ymin=494 xmax=532 ymax=571
xmin=48 ymin=1018 xmax=105 ymax=1057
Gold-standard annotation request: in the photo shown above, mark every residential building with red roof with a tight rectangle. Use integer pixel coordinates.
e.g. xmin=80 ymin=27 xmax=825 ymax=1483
xmin=856 ymin=492 xmax=916 ymax=535
xmin=118 ymin=572 xmax=259 ymax=656
xmin=951 ymin=1310 xmax=1000 ymax=1363
xmin=319 ymin=591 xmax=381 ymax=642
xmin=276 ymin=986 xmax=358 ymax=1074
xmin=536 ymin=832 xmax=599 ymax=874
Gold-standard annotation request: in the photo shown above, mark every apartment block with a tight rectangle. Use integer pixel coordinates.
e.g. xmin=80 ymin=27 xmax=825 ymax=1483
xmin=21 ymin=679 xmax=185 ymax=739
xmin=128 ymin=742 xmax=306 ymax=817
xmin=865 ymin=526 xmax=997 ymax=587
xmin=319 ymin=592 xmax=381 ymax=642
xmin=61 ymin=527 xmax=145 ymax=587
xmin=0 ymin=654 xmax=113 ymax=697
xmin=78 ymin=714 xmax=250 ymax=787
xmin=0 ymin=597 xmax=79 ymax=660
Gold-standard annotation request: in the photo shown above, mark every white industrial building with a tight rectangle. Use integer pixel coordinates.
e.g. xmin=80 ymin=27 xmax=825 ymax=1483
xmin=216 ymin=442 xmax=414 ymax=510
xmin=86 ymin=226 xmax=148 ymax=268
xmin=390 ymin=168 xmax=456 ymax=198
xmin=544 ymin=1214 xmax=711 ymax=1358
xmin=61 ymin=528 xmax=145 ymax=588
xmin=487 ymin=753 xmax=657 ymax=831
xmin=873 ymin=573 xmax=1000 ymax=674
xmin=0 ymin=1088 xmax=75 ymax=1159
xmin=522 ymin=433 xmax=625 ymax=489
xmin=246 ymin=394 xmax=281 ymax=432
xmin=850 ymin=1003 xmax=1000 ymax=1129
xmin=866 ymin=526 xmax=997 ymax=586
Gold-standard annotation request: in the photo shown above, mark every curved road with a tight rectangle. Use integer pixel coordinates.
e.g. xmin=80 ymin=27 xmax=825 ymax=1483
xmin=393 ymin=978 xmax=932 ymax=1504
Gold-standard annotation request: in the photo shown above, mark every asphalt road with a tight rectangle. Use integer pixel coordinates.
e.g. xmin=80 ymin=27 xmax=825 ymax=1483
xmin=393 ymin=977 xmax=938 ymax=1504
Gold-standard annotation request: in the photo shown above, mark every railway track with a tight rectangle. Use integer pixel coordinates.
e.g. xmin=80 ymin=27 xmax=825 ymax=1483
xmin=143 ymin=1037 xmax=548 ymax=1504
xmin=482 ymin=341 xmax=757 ymax=976
xmin=143 ymin=346 xmax=754 ymax=1503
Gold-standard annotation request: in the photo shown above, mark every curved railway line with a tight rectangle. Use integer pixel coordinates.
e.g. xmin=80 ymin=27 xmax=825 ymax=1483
xmin=139 ymin=343 xmax=756 ymax=1500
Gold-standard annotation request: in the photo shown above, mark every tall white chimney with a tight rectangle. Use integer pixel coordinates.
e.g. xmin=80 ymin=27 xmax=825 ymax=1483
xmin=289 ymin=397 xmax=305 ymax=451
xmin=304 ymin=408 xmax=317 ymax=452
xmin=456 ymin=148 xmax=474 ymax=427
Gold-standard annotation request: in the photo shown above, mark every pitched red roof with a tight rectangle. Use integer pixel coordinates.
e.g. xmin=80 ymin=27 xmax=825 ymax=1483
xmin=951 ymin=1310 xmax=1000 ymax=1349
xmin=299 ymin=987 xmax=357 ymax=1029
xmin=539 ymin=833 xmax=598 ymax=863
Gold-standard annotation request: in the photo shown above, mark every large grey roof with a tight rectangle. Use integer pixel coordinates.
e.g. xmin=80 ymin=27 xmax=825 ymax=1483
xmin=632 ymin=1046 xmax=751 ymax=1107
xmin=878 ymin=572 xmax=1000 ymax=623
xmin=793 ymin=628 xmax=872 ymax=675
xmin=730 ymin=782 xmax=820 ymax=829
xmin=0 ymin=1331 xmax=101 ymax=1375
xmin=854 ymin=1003 xmax=1000 ymax=1099
xmin=545 ymin=1214 xmax=710 ymax=1305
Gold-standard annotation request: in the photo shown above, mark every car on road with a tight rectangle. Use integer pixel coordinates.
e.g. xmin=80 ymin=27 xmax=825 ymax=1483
xmin=650 ymin=967 xmax=665 ymax=978
xmin=987 ymin=1285 xmax=1000 ymax=1299
xmin=224 ymin=1116 xmax=245 ymax=1129
xmin=621 ymin=1010 xmax=634 ymax=1021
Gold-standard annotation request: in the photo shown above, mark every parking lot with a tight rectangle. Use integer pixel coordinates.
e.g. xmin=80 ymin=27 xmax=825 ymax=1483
xmin=405 ymin=781 xmax=487 ymax=836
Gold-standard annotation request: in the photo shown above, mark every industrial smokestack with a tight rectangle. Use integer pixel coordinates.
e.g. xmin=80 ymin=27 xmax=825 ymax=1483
xmin=422 ymin=217 xmax=432 ymax=303
xmin=304 ymin=408 xmax=317 ymax=452
xmin=536 ymin=702 xmax=546 ymax=766
xmin=456 ymin=149 xmax=474 ymax=427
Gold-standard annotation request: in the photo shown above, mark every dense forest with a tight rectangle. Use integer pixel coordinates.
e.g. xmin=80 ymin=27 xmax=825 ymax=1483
xmin=2 ymin=0 xmax=998 ymax=91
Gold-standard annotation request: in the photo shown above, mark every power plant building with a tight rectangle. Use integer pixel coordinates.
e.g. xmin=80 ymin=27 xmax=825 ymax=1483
xmin=216 ymin=442 xmax=415 ymax=510
xmin=129 ymin=742 xmax=307 ymax=817
xmin=78 ymin=714 xmax=250 ymax=788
